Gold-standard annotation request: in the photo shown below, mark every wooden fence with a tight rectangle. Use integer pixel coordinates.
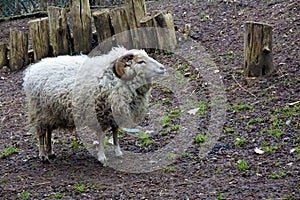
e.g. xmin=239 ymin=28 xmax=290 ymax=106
xmin=0 ymin=0 xmax=176 ymax=71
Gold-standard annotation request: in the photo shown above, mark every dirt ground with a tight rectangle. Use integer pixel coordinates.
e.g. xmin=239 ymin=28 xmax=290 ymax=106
xmin=0 ymin=0 xmax=299 ymax=199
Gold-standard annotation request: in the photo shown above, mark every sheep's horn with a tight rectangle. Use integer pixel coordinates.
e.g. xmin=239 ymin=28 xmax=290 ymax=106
xmin=113 ymin=53 xmax=136 ymax=81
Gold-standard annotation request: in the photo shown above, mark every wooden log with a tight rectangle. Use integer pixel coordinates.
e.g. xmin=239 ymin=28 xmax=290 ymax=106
xmin=140 ymin=14 xmax=159 ymax=49
xmin=29 ymin=17 xmax=50 ymax=62
xmin=244 ymin=21 xmax=274 ymax=77
xmin=92 ymin=9 xmax=113 ymax=51
xmin=110 ymin=7 xmax=132 ymax=49
xmin=47 ymin=6 xmax=71 ymax=56
xmin=9 ymin=29 xmax=29 ymax=70
xmin=140 ymin=11 xmax=176 ymax=50
xmin=125 ymin=0 xmax=146 ymax=28
xmin=71 ymin=0 xmax=92 ymax=54
xmin=154 ymin=12 xmax=177 ymax=50
xmin=0 ymin=43 xmax=8 ymax=68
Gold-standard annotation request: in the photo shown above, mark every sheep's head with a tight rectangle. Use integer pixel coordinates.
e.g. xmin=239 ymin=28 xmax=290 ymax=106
xmin=113 ymin=50 xmax=166 ymax=81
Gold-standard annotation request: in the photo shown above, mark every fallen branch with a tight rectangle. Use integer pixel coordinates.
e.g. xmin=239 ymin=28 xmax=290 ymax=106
xmin=232 ymin=74 xmax=257 ymax=98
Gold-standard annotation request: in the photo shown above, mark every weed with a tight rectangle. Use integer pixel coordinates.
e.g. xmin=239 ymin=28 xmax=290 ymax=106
xmin=248 ymin=117 xmax=264 ymax=124
xmin=274 ymin=162 xmax=280 ymax=167
xmin=267 ymin=128 xmax=283 ymax=138
xmin=293 ymin=147 xmax=300 ymax=153
xmin=224 ymin=127 xmax=238 ymax=135
xmin=166 ymin=153 xmax=176 ymax=160
xmin=136 ymin=133 xmax=153 ymax=146
xmin=198 ymin=100 xmax=208 ymax=115
xmin=70 ymin=140 xmax=85 ymax=150
xmin=18 ymin=191 xmax=30 ymax=199
xmin=217 ymin=193 xmax=225 ymax=200
xmin=216 ymin=169 xmax=222 ymax=174
xmin=54 ymin=193 xmax=64 ymax=199
xmin=1 ymin=147 xmax=19 ymax=157
xmin=270 ymin=170 xmax=286 ymax=179
xmin=232 ymin=104 xmax=254 ymax=112
xmin=234 ymin=138 xmax=247 ymax=147
xmin=237 ymin=159 xmax=250 ymax=171
xmin=74 ymin=184 xmax=85 ymax=193
xmin=194 ymin=134 xmax=206 ymax=144
xmin=265 ymin=145 xmax=279 ymax=153
xmin=160 ymin=130 xmax=169 ymax=136
xmin=163 ymin=166 xmax=176 ymax=172
xmin=171 ymin=124 xmax=180 ymax=131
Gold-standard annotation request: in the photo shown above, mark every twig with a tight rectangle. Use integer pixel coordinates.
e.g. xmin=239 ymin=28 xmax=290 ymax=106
xmin=232 ymin=75 xmax=257 ymax=98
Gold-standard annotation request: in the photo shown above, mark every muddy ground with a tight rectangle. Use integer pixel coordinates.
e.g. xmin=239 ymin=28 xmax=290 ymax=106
xmin=0 ymin=0 xmax=299 ymax=199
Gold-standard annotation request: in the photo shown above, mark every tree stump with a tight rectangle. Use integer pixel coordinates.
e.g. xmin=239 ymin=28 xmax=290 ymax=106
xmin=125 ymin=0 xmax=146 ymax=28
xmin=244 ymin=21 xmax=274 ymax=77
xmin=140 ymin=14 xmax=159 ymax=49
xmin=47 ymin=6 xmax=71 ymax=56
xmin=71 ymin=0 xmax=92 ymax=54
xmin=9 ymin=29 xmax=29 ymax=70
xmin=92 ymin=9 xmax=113 ymax=51
xmin=110 ymin=7 xmax=132 ymax=49
xmin=29 ymin=17 xmax=50 ymax=62
xmin=140 ymin=11 xmax=176 ymax=50
xmin=0 ymin=43 xmax=8 ymax=68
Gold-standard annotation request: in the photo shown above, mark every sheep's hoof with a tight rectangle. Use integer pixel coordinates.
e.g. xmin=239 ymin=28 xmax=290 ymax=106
xmin=115 ymin=146 xmax=123 ymax=157
xmin=48 ymin=154 xmax=56 ymax=159
xmin=97 ymin=152 xmax=107 ymax=164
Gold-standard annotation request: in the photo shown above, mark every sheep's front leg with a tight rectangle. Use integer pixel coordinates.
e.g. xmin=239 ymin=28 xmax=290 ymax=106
xmin=97 ymin=131 xmax=107 ymax=163
xmin=112 ymin=126 xmax=123 ymax=156
xmin=45 ymin=129 xmax=56 ymax=159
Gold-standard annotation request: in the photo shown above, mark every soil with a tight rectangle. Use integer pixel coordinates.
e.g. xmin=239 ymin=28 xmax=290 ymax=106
xmin=0 ymin=0 xmax=299 ymax=199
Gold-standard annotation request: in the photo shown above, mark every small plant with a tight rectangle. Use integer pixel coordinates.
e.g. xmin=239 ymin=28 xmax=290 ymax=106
xmin=270 ymin=170 xmax=286 ymax=179
xmin=224 ymin=127 xmax=238 ymax=135
xmin=248 ymin=117 xmax=264 ymax=124
xmin=70 ymin=140 xmax=85 ymax=150
xmin=265 ymin=145 xmax=279 ymax=153
xmin=198 ymin=100 xmax=208 ymax=116
xmin=18 ymin=191 xmax=30 ymax=199
xmin=237 ymin=159 xmax=250 ymax=171
xmin=234 ymin=138 xmax=247 ymax=147
xmin=232 ymin=104 xmax=254 ymax=112
xmin=217 ymin=193 xmax=225 ymax=200
xmin=166 ymin=153 xmax=176 ymax=160
xmin=137 ymin=133 xmax=153 ymax=146
xmin=159 ymin=115 xmax=171 ymax=127
xmin=293 ymin=147 xmax=300 ymax=153
xmin=1 ymin=147 xmax=19 ymax=157
xmin=163 ymin=166 xmax=176 ymax=172
xmin=216 ymin=169 xmax=222 ymax=174
xmin=74 ymin=184 xmax=85 ymax=193
xmin=267 ymin=128 xmax=283 ymax=138
xmin=54 ymin=193 xmax=64 ymax=199
xmin=160 ymin=130 xmax=169 ymax=136
xmin=171 ymin=124 xmax=180 ymax=131
xmin=274 ymin=162 xmax=280 ymax=167
xmin=194 ymin=134 xmax=206 ymax=144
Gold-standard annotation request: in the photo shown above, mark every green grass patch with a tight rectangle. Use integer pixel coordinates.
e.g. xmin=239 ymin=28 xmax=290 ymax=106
xmin=237 ymin=159 xmax=250 ymax=171
xmin=194 ymin=134 xmax=206 ymax=144
xmin=1 ymin=147 xmax=19 ymax=157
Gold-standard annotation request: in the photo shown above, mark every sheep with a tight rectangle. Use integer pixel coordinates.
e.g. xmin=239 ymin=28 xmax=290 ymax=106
xmin=23 ymin=46 xmax=166 ymax=163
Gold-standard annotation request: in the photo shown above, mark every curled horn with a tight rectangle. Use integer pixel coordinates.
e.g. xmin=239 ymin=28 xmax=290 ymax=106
xmin=113 ymin=54 xmax=136 ymax=81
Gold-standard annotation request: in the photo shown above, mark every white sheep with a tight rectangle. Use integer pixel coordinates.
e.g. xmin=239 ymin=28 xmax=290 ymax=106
xmin=23 ymin=47 xmax=166 ymax=163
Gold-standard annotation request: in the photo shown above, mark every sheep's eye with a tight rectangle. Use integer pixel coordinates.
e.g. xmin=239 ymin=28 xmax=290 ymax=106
xmin=137 ymin=60 xmax=145 ymax=64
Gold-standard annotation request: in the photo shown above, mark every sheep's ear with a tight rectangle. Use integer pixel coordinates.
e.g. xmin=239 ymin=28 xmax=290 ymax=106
xmin=113 ymin=53 xmax=136 ymax=80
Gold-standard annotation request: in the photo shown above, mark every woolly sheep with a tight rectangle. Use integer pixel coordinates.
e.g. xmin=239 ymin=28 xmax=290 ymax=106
xmin=23 ymin=47 xmax=166 ymax=163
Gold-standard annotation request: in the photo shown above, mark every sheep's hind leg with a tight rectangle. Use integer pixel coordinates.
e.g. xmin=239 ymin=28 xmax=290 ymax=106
xmin=112 ymin=127 xmax=123 ymax=157
xmin=45 ymin=129 xmax=56 ymax=159
xmin=38 ymin=133 xmax=47 ymax=161
xmin=97 ymin=132 xmax=107 ymax=164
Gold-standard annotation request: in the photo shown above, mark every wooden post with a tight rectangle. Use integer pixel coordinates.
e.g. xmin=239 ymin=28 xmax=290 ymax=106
xmin=92 ymin=9 xmax=113 ymax=50
xmin=244 ymin=21 xmax=274 ymax=77
xmin=110 ymin=7 xmax=132 ymax=49
xmin=140 ymin=11 xmax=176 ymax=50
xmin=9 ymin=29 xmax=29 ymax=70
xmin=29 ymin=17 xmax=50 ymax=62
xmin=140 ymin=14 xmax=159 ymax=49
xmin=0 ymin=43 xmax=8 ymax=68
xmin=125 ymin=0 xmax=146 ymax=28
xmin=47 ymin=6 xmax=71 ymax=56
xmin=71 ymin=0 xmax=92 ymax=54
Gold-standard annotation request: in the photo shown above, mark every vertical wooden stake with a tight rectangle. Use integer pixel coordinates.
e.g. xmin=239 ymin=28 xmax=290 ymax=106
xmin=29 ymin=17 xmax=50 ymax=62
xmin=93 ymin=9 xmax=113 ymax=50
xmin=0 ymin=43 xmax=8 ymax=68
xmin=125 ymin=0 xmax=146 ymax=28
xmin=110 ymin=7 xmax=132 ymax=49
xmin=71 ymin=0 xmax=92 ymax=54
xmin=9 ymin=29 xmax=29 ymax=70
xmin=244 ymin=21 xmax=274 ymax=77
xmin=47 ymin=6 xmax=71 ymax=56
